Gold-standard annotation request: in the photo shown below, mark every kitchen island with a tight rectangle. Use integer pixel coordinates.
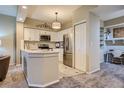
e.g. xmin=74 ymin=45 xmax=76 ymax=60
xmin=21 ymin=49 xmax=59 ymax=87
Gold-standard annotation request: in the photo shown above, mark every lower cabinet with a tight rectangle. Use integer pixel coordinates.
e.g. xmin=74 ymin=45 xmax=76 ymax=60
xmin=55 ymin=49 xmax=63 ymax=62
xmin=59 ymin=49 xmax=63 ymax=62
xmin=22 ymin=51 xmax=59 ymax=87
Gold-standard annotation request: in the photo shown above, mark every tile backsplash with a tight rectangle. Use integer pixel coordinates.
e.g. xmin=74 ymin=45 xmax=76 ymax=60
xmin=24 ymin=41 xmax=56 ymax=50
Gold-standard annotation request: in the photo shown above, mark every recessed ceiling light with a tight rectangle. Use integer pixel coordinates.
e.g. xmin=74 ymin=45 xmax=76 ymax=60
xmin=22 ymin=6 xmax=27 ymax=9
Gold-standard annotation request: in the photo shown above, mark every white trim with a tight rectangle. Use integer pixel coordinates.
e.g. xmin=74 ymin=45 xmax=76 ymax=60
xmin=104 ymin=23 xmax=124 ymax=28
xmin=26 ymin=78 xmax=59 ymax=88
xmin=73 ymin=20 xmax=86 ymax=26
xmin=86 ymin=68 xmax=100 ymax=74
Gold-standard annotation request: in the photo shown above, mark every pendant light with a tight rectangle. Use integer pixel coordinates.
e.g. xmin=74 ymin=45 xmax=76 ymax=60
xmin=52 ymin=12 xmax=61 ymax=29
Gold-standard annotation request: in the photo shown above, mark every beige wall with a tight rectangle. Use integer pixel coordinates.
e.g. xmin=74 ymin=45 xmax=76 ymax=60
xmin=0 ymin=14 xmax=16 ymax=65
xmin=72 ymin=5 xmax=97 ymax=24
xmin=61 ymin=20 xmax=72 ymax=30
xmin=16 ymin=22 xmax=24 ymax=64
xmin=104 ymin=16 xmax=124 ymax=27
xmin=24 ymin=17 xmax=54 ymax=31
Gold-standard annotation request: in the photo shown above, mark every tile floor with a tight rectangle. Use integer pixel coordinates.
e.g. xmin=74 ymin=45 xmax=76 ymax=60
xmin=59 ymin=63 xmax=84 ymax=78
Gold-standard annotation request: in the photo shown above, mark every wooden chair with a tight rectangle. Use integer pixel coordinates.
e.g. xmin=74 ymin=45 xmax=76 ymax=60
xmin=0 ymin=56 xmax=10 ymax=81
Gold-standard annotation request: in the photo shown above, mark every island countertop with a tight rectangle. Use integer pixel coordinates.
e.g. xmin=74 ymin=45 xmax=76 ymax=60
xmin=21 ymin=49 xmax=59 ymax=54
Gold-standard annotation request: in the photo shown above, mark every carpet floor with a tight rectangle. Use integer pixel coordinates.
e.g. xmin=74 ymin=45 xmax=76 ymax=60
xmin=1 ymin=63 xmax=124 ymax=88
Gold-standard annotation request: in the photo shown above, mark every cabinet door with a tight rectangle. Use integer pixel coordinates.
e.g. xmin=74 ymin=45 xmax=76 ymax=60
xmin=40 ymin=30 xmax=50 ymax=35
xmin=40 ymin=30 xmax=44 ymax=35
xmin=31 ymin=29 xmax=40 ymax=41
xmin=51 ymin=32 xmax=58 ymax=42
xmin=28 ymin=29 xmax=39 ymax=41
xmin=24 ymin=28 xmax=31 ymax=41
xmin=58 ymin=31 xmax=63 ymax=41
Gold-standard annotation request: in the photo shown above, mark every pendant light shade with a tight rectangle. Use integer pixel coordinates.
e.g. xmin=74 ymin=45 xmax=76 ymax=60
xmin=52 ymin=12 xmax=61 ymax=29
xmin=52 ymin=21 xmax=61 ymax=29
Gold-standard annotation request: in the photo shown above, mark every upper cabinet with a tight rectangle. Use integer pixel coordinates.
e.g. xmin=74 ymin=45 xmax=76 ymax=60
xmin=24 ymin=28 xmax=40 ymax=41
xmin=58 ymin=31 xmax=63 ymax=41
xmin=24 ymin=28 xmax=58 ymax=42
xmin=24 ymin=28 xmax=31 ymax=41
xmin=31 ymin=29 xmax=40 ymax=41
xmin=50 ymin=32 xmax=58 ymax=42
xmin=39 ymin=30 xmax=50 ymax=35
xmin=24 ymin=28 xmax=73 ymax=42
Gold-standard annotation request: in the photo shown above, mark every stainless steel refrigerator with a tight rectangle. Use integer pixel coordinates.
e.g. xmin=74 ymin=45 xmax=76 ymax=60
xmin=63 ymin=34 xmax=72 ymax=67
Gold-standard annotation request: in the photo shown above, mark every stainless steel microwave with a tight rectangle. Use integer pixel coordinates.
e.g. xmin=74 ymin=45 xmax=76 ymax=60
xmin=40 ymin=35 xmax=51 ymax=41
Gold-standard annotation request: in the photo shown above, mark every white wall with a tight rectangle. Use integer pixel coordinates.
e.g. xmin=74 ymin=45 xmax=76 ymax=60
xmin=87 ymin=12 xmax=100 ymax=73
xmin=0 ymin=14 xmax=16 ymax=65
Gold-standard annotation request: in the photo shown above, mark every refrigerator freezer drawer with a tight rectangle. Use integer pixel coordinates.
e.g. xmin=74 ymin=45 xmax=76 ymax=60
xmin=63 ymin=53 xmax=72 ymax=67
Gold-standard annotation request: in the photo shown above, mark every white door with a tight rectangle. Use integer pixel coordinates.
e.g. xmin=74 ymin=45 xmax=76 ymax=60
xmin=75 ymin=22 xmax=86 ymax=71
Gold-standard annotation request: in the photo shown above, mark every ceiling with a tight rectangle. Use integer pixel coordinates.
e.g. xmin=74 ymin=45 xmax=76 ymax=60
xmin=0 ymin=5 xmax=124 ymax=23
xmin=0 ymin=5 xmax=17 ymax=17
xmin=27 ymin=5 xmax=124 ymax=23
xmin=91 ymin=5 xmax=124 ymax=21
xmin=27 ymin=5 xmax=81 ymax=24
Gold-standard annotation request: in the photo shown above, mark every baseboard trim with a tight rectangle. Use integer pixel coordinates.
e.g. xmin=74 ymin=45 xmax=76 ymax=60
xmin=86 ymin=68 xmax=100 ymax=74
xmin=27 ymin=78 xmax=59 ymax=88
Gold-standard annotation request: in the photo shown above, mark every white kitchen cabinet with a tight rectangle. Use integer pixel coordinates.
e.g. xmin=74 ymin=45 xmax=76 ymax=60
xmin=59 ymin=49 xmax=63 ymax=62
xmin=53 ymin=49 xmax=63 ymax=62
xmin=22 ymin=50 xmax=59 ymax=87
xmin=40 ymin=30 xmax=50 ymax=35
xmin=24 ymin=28 xmax=59 ymax=42
xmin=24 ymin=28 xmax=40 ymax=41
xmin=51 ymin=32 xmax=58 ymax=42
xmin=58 ymin=31 xmax=63 ymax=41
xmin=24 ymin=28 xmax=31 ymax=41
xmin=30 ymin=29 xmax=40 ymax=41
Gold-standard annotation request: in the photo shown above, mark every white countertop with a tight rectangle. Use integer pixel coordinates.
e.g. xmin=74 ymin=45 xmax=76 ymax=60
xmin=22 ymin=49 xmax=59 ymax=54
